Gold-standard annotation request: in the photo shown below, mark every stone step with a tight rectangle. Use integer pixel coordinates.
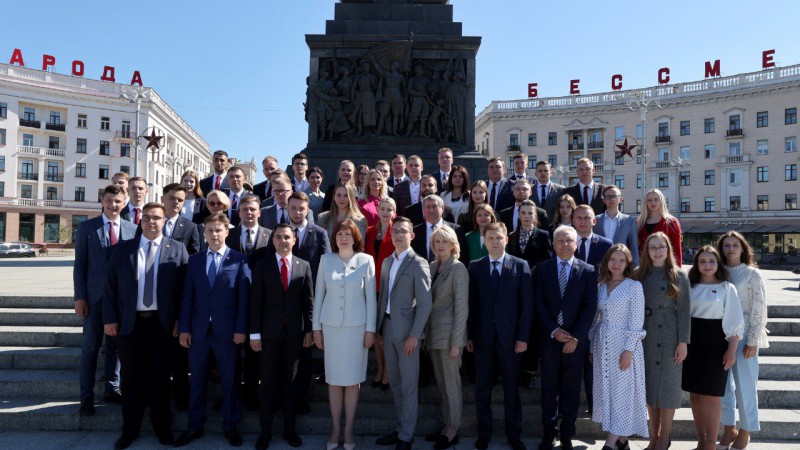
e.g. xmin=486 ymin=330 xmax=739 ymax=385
xmin=766 ymin=318 xmax=800 ymax=336
xmin=760 ymin=336 xmax=800 ymax=356
xmin=0 ymin=347 xmax=85 ymax=370
xmin=1 ymin=399 xmax=799 ymax=441
xmin=0 ymin=326 xmax=83 ymax=347
xmin=0 ymin=296 xmax=73 ymax=309
xmin=768 ymin=304 xmax=800 ymax=319
xmin=0 ymin=308 xmax=83 ymax=327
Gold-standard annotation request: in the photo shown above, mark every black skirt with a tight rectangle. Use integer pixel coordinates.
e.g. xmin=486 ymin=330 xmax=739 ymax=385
xmin=682 ymin=317 xmax=729 ymax=396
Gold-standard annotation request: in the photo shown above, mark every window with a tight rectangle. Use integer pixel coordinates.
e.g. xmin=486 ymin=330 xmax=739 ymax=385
xmin=23 ymin=107 xmax=36 ymax=121
xmin=757 ymin=139 xmax=769 ymax=155
xmin=615 ymin=175 xmax=624 ymax=189
xmin=508 ymin=157 xmax=514 ymax=168
xmin=636 ymin=124 xmax=644 ymax=139
xmin=787 ymin=136 xmax=797 ymax=152
xmin=100 ymin=117 xmax=110 ymax=131
xmin=680 ymin=171 xmax=690 ymax=186
xmin=705 ymin=170 xmax=715 ymax=185
xmin=786 ymin=164 xmax=797 ymax=181
xmin=729 ymin=114 xmax=741 ymax=130
xmin=704 ymin=144 xmax=715 ymax=159
xmin=100 ymin=141 xmax=110 ymax=156
xmin=757 ymin=166 xmax=769 ymax=182
xmin=705 ymin=197 xmax=715 ymax=212
xmin=97 ymin=189 xmax=105 ymax=203
xmin=658 ymin=147 xmax=669 ymax=161
xmin=636 ymin=174 xmax=642 ymax=188
xmin=786 ymin=108 xmax=797 ymax=125
xmin=120 ymin=143 xmax=131 ymax=157
xmin=658 ymin=173 xmax=669 ymax=188
xmin=757 ymin=195 xmax=769 ymax=211
xmin=75 ymin=163 xmax=86 ymax=178
xmin=680 ymin=198 xmax=690 ymax=213
xmin=730 ymin=196 xmax=741 ymax=211
xmin=680 ymin=146 xmax=690 ymax=160
xmin=44 ymin=215 xmax=60 ymax=243
xmin=21 ymin=184 xmax=33 ymax=199
xmin=757 ymin=111 xmax=768 ymax=128
xmin=99 ymin=164 xmax=109 ymax=179
xmin=74 ymin=187 xmax=85 ymax=202
xmin=22 ymin=133 xmax=33 ymax=147
xmin=0 ymin=181 xmax=3 ymax=197
xmin=704 ymin=118 xmax=715 ymax=133
xmin=548 ymin=155 xmax=557 ymax=166
xmin=71 ymin=215 xmax=88 ymax=242
xmin=76 ymin=138 xmax=87 ymax=153
xmin=49 ymin=136 xmax=60 ymax=150
xmin=615 ymin=154 xmax=624 ymax=165
xmin=548 ymin=132 xmax=557 ymax=146
xmin=615 ymin=127 xmax=624 ymax=140
xmin=0 ymin=102 xmax=6 ymax=118
xmin=121 ymin=120 xmax=131 ymax=137
xmin=658 ymin=122 xmax=669 ymax=137
xmin=0 ymin=156 xmax=4 ymax=172
xmin=680 ymin=121 xmax=690 ymax=135
xmin=120 ymin=165 xmax=131 ymax=175
xmin=21 ymin=160 xmax=34 ymax=178
xmin=77 ymin=114 xmax=87 ymax=128
xmin=729 ymin=141 xmax=741 ymax=156
xmin=0 ymin=128 xmax=5 ymax=146
xmin=786 ymin=194 xmax=798 ymax=210
xmin=636 ymin=199 xmax=642 ymax=214
xmin=18 ymin=213 xmax=35 ymax=243
xmin=528 ymin=133 xmax=537 ymax=146
xmin=509 ymin=133 xmax=519 ymax=147
xmin=46 ymin=187 xmax=58 ymax=201
xmin=49 ymin=111 xmax=61 ymax=125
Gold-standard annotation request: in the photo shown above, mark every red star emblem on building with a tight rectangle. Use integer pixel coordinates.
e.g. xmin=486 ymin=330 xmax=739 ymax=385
xmin=616 ymin=138 xmax=637 ymax=159
xmin=142 ymin=129 xmax=164 ymax=151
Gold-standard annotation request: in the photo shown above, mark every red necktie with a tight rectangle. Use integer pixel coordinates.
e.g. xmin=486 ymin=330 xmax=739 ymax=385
xmin=108 ymin=222 xmax=117 ymax=246
xmin=134 ymin=208 xmax=141 ymax=225
xmin=232 ymin=194 xmax=238 ymax=212
xmin=214 ymin=175 xmax=221 ymax=190
xmin=280 ymin=257 xmax=289 ymax=291
xmin=583 ymin=186 xmax=589 ymax=204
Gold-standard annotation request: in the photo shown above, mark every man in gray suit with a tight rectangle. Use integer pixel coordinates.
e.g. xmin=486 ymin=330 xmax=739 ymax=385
xmin=375 ymin=216 xmax=432 ymax=450
xmin=73 ymin=184 xmax=137 ymax=416
xmin=532 ymin=161 xmax=565 ymax=221
xmin=593 ymin=185 xmax=639 ymax=266
xmin=258 ymin=174 xmax=314 ymax=229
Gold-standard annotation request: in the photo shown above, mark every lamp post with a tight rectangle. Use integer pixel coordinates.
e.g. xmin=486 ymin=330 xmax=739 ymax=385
xmin=120 ymin=86 xmax=152 ymax=177
xmin=552 ymin=164 xmax=568 ymax=187
xmin=627 ymin=90 xmax=661 ymax=195
xmin=669 ymin=157 xmax=690 ymax=218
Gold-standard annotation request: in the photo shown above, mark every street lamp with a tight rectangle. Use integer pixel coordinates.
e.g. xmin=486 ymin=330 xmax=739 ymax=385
xmin=627 ymin=90 xmax=661 ymax=194
xmin=669 ymin=157 xmax=690 ymax=218
xmin=120 ymin=86 xmax=152 ymax=177
xmin=552 ymin=164 xmax=568 ymax=186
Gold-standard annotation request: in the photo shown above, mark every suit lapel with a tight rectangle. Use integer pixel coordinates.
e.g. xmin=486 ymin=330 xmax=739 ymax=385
xmin=431 ymin=258 xmax=453 ymax=292
xmin=563 ymin=261 xmax=580 ymax=300
xmin=95 ymin=219 xmax=108 ymax=247
xmin=390 ymin=251 xmax=414 ymax=295
xmin=257 ymin=228 xmax=271 ymax=248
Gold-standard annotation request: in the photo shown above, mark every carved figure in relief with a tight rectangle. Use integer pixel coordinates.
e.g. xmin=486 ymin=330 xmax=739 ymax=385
xmin=371 ymin=57 xmax=406 ymax=137
xmin=349 ymin=61 xmax=378 ymax=136
xmin=404 ymin=64 xmax=430 ymax=137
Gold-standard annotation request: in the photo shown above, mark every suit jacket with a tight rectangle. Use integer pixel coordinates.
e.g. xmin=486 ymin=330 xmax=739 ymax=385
xmin=179 ymin=248 xmax=251 ymax=341
xmin=498 ymin=204 xmax=550 ymax=233
xmin=429 ymin=170 xmax=449 ymax=193
xmin=403 ymin=202 xmax=455 ymax=227
xmin=258 ymin=204 xmax=315 ymax=230
xmin=507 ymin=227 xmax=553 ymax=270
xmin=411 ymin=221 xmax=469 ymax=266
xmin=165 ymin=216 xmax=201 ymax=255
xmin=467 ymin=254 xmax=533 ymax=349
xmin=73 ymin=216 xmax=137 ymax=304
xmin=532 ymin=182 xmax=565 ymax=221
xmin=312 ymin=252 xmax=377 ymax=331
xmin=265 ymin=223 xmax=331 ymax=281
xmin=103 ymin=237 xmax=189 ymax=335
xmin=253 ymin=180 xmax=272 ymax=202
xmin=227 ymin=190 xmax=253 ymax=228
xmin=565 ymin=182 xmax=607 ymax=216
xmin=576 ymin=233 xmax=613 ymax=268
xmin=391 ymin=179 xmax=421 ymax=216
xmin=387 ymin=175 xmax=407 ymax=188
xmin=226 ymin=225 xmax=273 ymax=269
xmin=533 ymin=257 xmax=598 ymax=342
xmin=249 ymin=255 xmax=313 ymax=340
xmin=465 ymin=231 xmax=488 ymax=262
xmin=593 ymin=212 xmax=639 ymax=266
xmin=486 ymin=178 xmax=515 ymax=213
xmin=376 ymin=249 xmax=432 ymax=342
xmin=200 ymin=174 xmax=230 ymax=197
xmin=426 ymin=257 xmax=469 ymax=350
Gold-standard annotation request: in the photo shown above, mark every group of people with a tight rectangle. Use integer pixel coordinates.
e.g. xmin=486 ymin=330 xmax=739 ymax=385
xmin=73 ymin=148 xmax=768 ymax=450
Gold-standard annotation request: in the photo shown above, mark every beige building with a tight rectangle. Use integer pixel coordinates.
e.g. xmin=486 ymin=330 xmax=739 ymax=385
xmin=476 ymin=64 xmax=800 ymax=263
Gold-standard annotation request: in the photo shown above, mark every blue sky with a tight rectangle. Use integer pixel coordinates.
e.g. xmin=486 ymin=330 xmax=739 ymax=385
xmin=3 ymin=1 xmax=799 ymax=182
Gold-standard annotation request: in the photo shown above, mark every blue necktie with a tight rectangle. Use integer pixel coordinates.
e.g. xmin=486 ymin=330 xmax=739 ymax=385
xmin=491 ymin=260 xmax=501 ymax=294
xmin=208 ymin=252 xmax=218 ymax=288
xmin=558 ymin=261 xmax=569 ymax=325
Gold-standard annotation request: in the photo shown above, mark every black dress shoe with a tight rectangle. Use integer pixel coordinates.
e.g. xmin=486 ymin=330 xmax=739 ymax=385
xmin=114 ymin=434 xmax=138 ymax=450
xmin=474 ymin=436 xmax=490 ymax=450
xmin=615 ymin=438 xmax=631 ymax=450
xmin=297 ymin=399 xmax=311 ymax=415
xmin=425 ymin=431 xmax=441 ymax=442
xmin=283 ymin=430 xmax=302 ymax=448
xmin=158 ymin=432 xmax=175 ymax=446
xmin=602 ymin=446 xmax=616 ymax=450
xmin=538 ymin=434 xmax=555 ymax=450
xmin=255 ymin=432 xmax=271 ymax=450
xmin=372 ymin=379 xmax=382 ymax=388
xmin=560 ymin=439 xmax=573 ymax=450
xmin=381 ymin=382 xmax=390 ymax=391
xmin=79 ymin=400 xmax=95 ymax=417
xmin=104 ymin=390 xmax=123 ymax=404
xmin=508 ymin=438 xmax=526 ymax=450
xmin=433 ymin=434 xmax=459 ymax=450
xmin=173 ymin=429 xmax=204 ymax=447
xmin=375 ymin=431 xmax=399 ymax=446
xmin=395 ymin=439 xmax=412 ymax=450
xmin=224 ymin=430 xmax=243 ymax=447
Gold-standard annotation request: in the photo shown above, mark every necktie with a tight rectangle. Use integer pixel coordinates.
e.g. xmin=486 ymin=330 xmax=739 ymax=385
xmin=395 ymin=178 xmax=401 ymax=185
xmin=207 ymin=252 xmax=218 ymax=287
xmin=490 ymin=182 xmax=497 ymax=209
xmin=143 ymin=241 xmax=156 ymax=308
xmin=108 ymin=222 xmax=117 ymax=246
xmin=232 ymin=194 xmax=238 ymax=213
xmin=281 ymin=257 xmax=289 ymax=291
xmin=266 ymin=182 xmax=272 ymax=198
xmin=292 ymin=227 xmax=300 ymax=253
xmin=491 ymin=260 xmax=501 ymax=293
xmin=541 ymin=185 xmax=547 ymax=204
xmin=165 ymin=220 xmax=173 ymax=238
xmin=134 ymin=207 xmax=141 ymax=225
xmin=558 ymin=261 xmax=569 ymax=325
xmin=577 ymin=237 xmax=587 ymax=261
xmin=583 ymin=185 xmax=589 ymax=204
xmin=245 ymin=229 xmax=253 ymax=253
xmin=442 ymin=173 xmax=448 ymax=189
xmin=513 ymin=206 xmax=519 ymax=231
xmin=214 ymin=175 xmax=221 ymax=190
xmin=428 ymin=224 xmax=437 ymax=261
xmin=279 ymin=208 xmax=287 ymax=224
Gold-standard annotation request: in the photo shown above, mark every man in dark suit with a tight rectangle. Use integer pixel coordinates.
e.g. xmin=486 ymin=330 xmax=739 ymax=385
xmin=410 ymin=195 xmax=468 ymax=265
xmin=402 ymin=175 xmax=454 ymax=225
xmin=103 ymin=202 xmax=189 ymax=449
xmin=253 ymin=155 xmax=280 ymax=202
xmin=250 ymin=224 xmax=314 ymax=450
xmin=532 ymin=161 xmax=566 ymax=221
xmin=174 ymin=213 xmax=250 ymax=448
xmin=387 ymin=153 xmax=408 ymax=188
xmin=74 ymin=185 xmax=136 ymax=416
xmin=260 ymin=174 xmax=314 ymax=229
xmin=120 ymin=176 xmax=148 ymax=225
xmin=499 ymin=178 xmax=550 ymax=233
xmin=486 ymin=157 xmax=515 ymax=213
xmin=507 ymin=152 xmax=531 ymax=183
xmin=200 ymin=150 xmax=232 ymax=197
xmin=226 ymin=166 xmax=251 ymax=228
xmin=564 ymin=158 xmax=606 ymax=216
xmin=534 ymin=225 xmax=598 ymax=450
xmin=429 ymin=147 xmax=453 ymax=192
xmin=289 ymin=153 xmax=310 ymax=193
xmin=466 ymin=222 xmax=532 ymax=450
xmin=391 ymin=154 xmax=424 ymax=214
xmin=374 ymin=160 xmax=394 ymax=197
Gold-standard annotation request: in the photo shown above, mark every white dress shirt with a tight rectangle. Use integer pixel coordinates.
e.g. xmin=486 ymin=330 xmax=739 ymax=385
xmin=275 ymin=205 xmax=288 ymax=223
xmin=425 ymin=219 xmax=444 ymax=257
xmin=512 ymin=204 xmax=521 ymax=231
xmin=136 ymin=235 xmax=163 ymax=311
xmin=101 ymin=213 xmax=121 ymax=246
xmin=212 ymin=172 xmax=227 ymax=190
xmin=127 ymin=203 xmax=144 ymax=221
xmin=393 ymin=175 xmax=408 ymax=185
xmin=250 ymin=252 xmax=294 ymax=341
xmin=488 ymin=253 xmax=506 ymax=276
xmin=439 ymin=169 xmax=450 ymax=185
xmin=228 ymin=189 xmax=246 ymax=219
xmin=408 ymin=178 xmax=421 ymax=204
xmin=537 ymin=182 xmax=550 ymax=201
xmin=291 ymin=219 xmax=309 ymax=246
xmin=180 ymin=198 xmax=197 ymax=221
xmin=294 ymin=177 xmax=310 ymax=193
xmin=386 ymin=248 xmax=410 ymax=314
xmin=488 ymin=179 xmax=504 ymax=209
xmin=600 ymin=211 xmax=620 ymax=240
xmin=578 ymin=232 xmax=594 ymax=262
xmin=205 ymin=244 xmax=228 ymax=274
xmin=578 ymin=181 xmax=596 ymax=203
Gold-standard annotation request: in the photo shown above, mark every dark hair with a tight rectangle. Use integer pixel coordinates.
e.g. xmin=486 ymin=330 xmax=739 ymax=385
xmin=162 ymin=183 xmax=187 ymax=195
xmin=535 ymin=160 xmax=551 ymax=169
xmin=603 ymin=184 xmax=621 ymax=194
xmin=142 ymin=202 xmax=165 ymax=215
xmin=391 ymin=153 xmax=406 ymax=163
xmin=393 ymin=216 xmax=413 ymax=231
xmin=204 ymin=212 xmax=230 ymax=226
xmin=308 ymin=166 xmax=324 ymax=178
xmin=292 ymin=153 xmax=308 ymax=163
xmin=273 ymin=223 xmax=293 ymax=235
xmin=597 ymin=244 xmax=634 ymax=284
xmin=103 ymin=185 xmax=125 ymax=196
xmin=688 ymin=245 xmax=729 ymax=287
xmin=228 ymin=166 xmax=245 ymax=176
xmin=517 ymin=199 xmax=539 ymax=228
xmin=716 ymin=231 xmax=756 ymax=267
xmin=331 ymin=219 xmax=364 ymax=253
xmin=128 ymin=176 xmax=147 ymax=186
xmin=213 ymin=150 xmax=229 ymax=158
xmin=445 ymin=165 xmax=471 ymax=198
xmin=288 ymin=191 xmax=310 ymax=204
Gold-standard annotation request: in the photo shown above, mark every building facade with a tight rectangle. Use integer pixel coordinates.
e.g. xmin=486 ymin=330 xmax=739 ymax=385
xmin=476 ymin=64 xmax=800 ymax=263
xmin=0 ymin=63 xmax=211 ymax=245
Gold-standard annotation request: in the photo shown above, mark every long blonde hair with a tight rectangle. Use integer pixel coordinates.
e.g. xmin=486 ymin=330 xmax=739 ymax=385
xmin=360 ymin=169 xmax=387 ymax=200
xmin=329 ymin=183 xmax=365 ymax=221
xmin=637 ymin=188 xmax=674 ymax=230
xmin=632 ymin=232 xmax=681 ymax=299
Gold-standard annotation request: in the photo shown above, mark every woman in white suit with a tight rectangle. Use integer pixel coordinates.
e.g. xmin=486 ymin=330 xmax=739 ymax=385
xmin=313 ymin=219 xmax=377 ymax=450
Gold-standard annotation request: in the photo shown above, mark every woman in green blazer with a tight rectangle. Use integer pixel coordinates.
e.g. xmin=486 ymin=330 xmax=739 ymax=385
xmin=464 ymin=203 xmax=497 ymax=261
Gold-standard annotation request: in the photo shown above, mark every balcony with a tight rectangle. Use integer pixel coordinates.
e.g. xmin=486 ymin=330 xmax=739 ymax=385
xmin=19 ymin=119 xmax=41 ymax=128
xmin=45 ymin=148 xmax=66 ymax=157
xmin=506 ymin=145 xmax=521 ymax=152
xmin=12 ymin=198 xmax=63 ymax=208
xmin=726 ymin=128 xmax=744 ymax=137
xmin=45 ymin=173 xmax=64 ymax=182
xmin=654 ymin=161 xmax=672 ymax=168
xmin=568 ymin=143 xmax=584 ymax=150
xmin=655 ymin=135 xmax=672 ymax=144
xmin=14 ymin=198 xmax=37 ymax=206
xmin=588 ymin=141 xmax=604 ymax=149
xmin=45 ymin=122 xmax=66 ymax=132
xmin=115 ymin=130 xmax=135 ymax=142
xmin=15 ymin=145 xmax=65 ymax=158
xmin=18 ymin=172 xmax=39 ymax=180
xmin=719 ymin=154 xmax=752 ymax=165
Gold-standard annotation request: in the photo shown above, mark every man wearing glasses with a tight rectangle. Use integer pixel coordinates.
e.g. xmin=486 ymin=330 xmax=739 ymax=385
xmin=593 ymin=185 xmax=639 ymax=266
xmin=259 ymin=174 xmax=315 ymax=230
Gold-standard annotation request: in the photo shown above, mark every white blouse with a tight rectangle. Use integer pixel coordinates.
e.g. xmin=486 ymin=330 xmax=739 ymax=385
xmin=689 ymin=281 xmax=744 ymax=340
xmin=728 ymin=264 xmax=770 ymax=348
xmin=441 ymin=191 xmax=469 ymax=221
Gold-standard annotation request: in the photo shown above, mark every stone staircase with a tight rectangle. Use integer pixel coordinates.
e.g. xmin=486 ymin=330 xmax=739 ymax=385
xmin=1 ymin=295 xmax=799 ymax=441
